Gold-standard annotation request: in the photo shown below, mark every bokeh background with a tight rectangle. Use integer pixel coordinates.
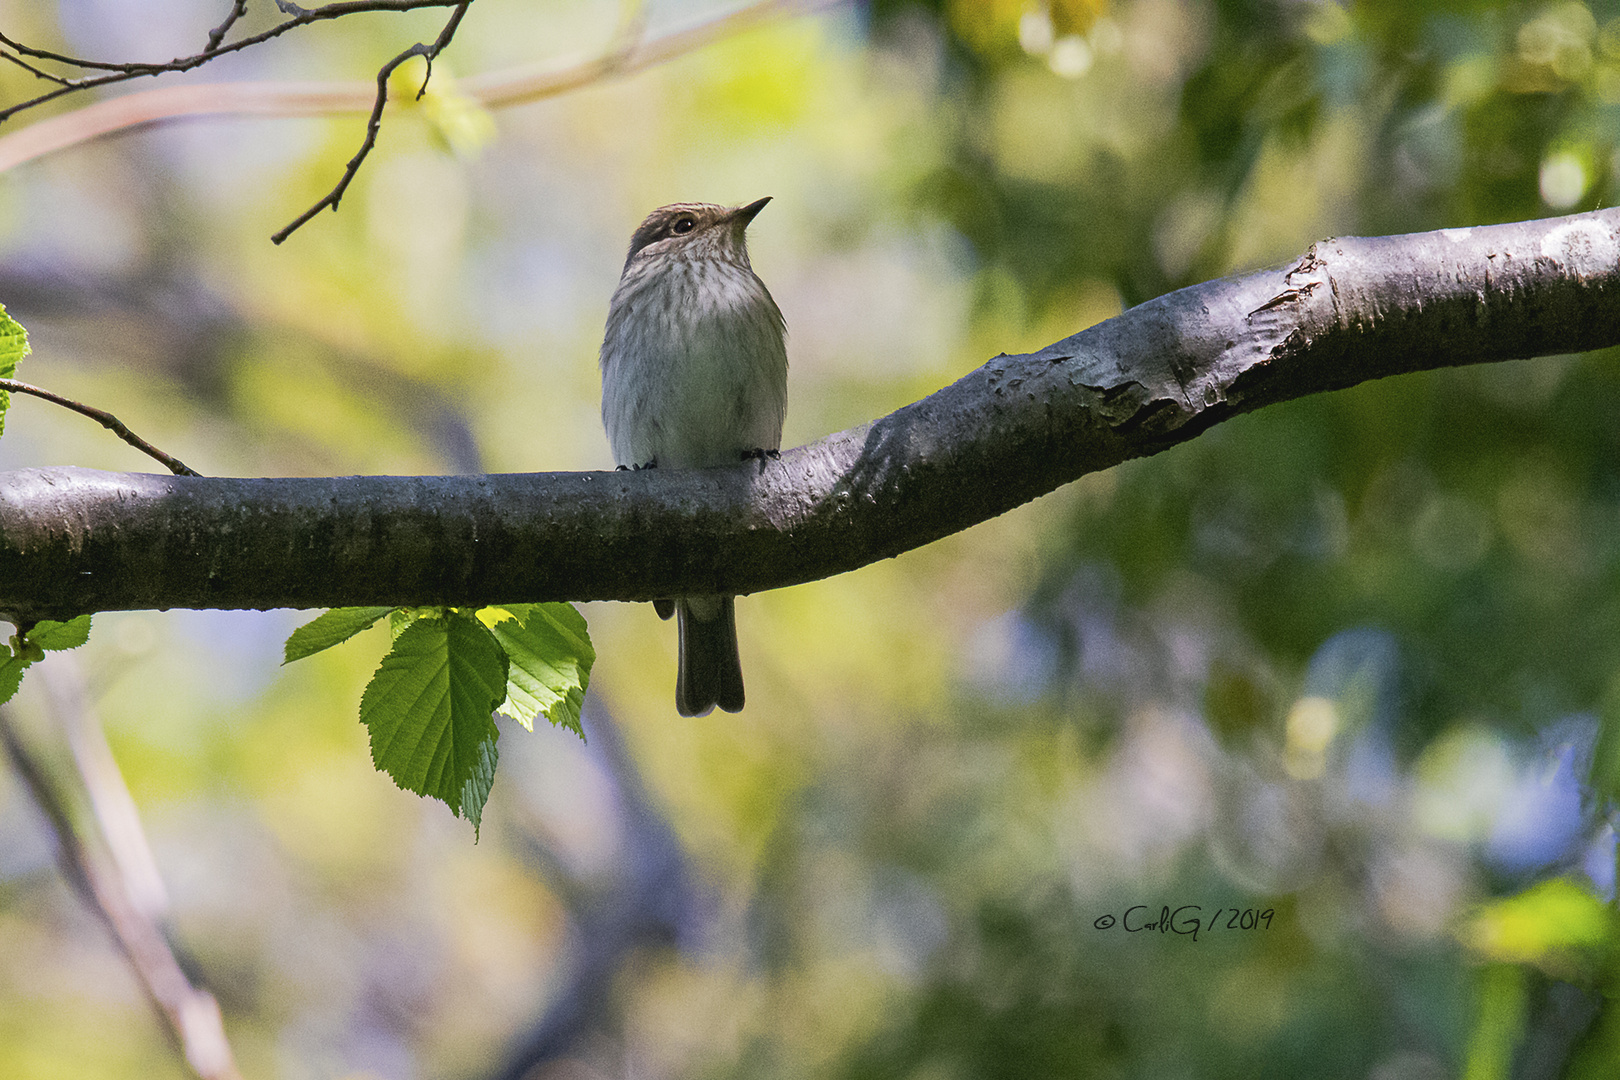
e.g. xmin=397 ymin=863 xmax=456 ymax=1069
xmin=1 ymin=0 xmax=1619 ymax=1076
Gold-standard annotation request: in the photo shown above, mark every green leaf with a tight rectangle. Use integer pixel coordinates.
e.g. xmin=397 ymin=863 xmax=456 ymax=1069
xmin=29 ymin=614 xmax=92 ymax=652
xmin=390 ymin=606 xmax=442 ymax=640
xmin=0 ymin=301 xmax=30 ymax=440
xmin=0 ymin=652 xmax=27 ymax=706
xmin=359 ymin=610 xmax=508 ymax=833
xmin=283 ymin=607 xmax=395 ymax=664
xmin=480 ymin=603 xmax=595 ymax=738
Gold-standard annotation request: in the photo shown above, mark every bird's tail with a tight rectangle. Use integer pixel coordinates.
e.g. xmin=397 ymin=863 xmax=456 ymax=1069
xmin=676 ymin=595 xmax=745 ymax=716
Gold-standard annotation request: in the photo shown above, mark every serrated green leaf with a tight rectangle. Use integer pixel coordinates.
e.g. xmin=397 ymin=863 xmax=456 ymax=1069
xmin=0 ymin=653 xmax=27 ymax=705
xmin=0 ymin=301 xmax=30 ymax=440
xmin=29 ymin=614 xmax=92 ymax=652
xmin=283 ymin=607 xmax=395 ymax=664
xmin=359 ymin=611 xmax=508 ymax=833
xmin=482 ymin=602 xmax=594 ymax=738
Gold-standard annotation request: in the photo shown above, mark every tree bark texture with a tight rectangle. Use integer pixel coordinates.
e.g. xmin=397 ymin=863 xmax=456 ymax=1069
xmin=2 ymin=210 xmax=1617 ymax=622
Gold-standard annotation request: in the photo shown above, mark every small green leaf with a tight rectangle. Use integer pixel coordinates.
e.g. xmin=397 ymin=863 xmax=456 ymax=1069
xmin=29 ymin=614 xmax=92 ymax=652
xmin=359 ymin=610 xmax=508 ymax=833
xmin=0 ymin=652 xmax=27 ymax=705
xmin=481 ymin=603 xmax=594 ymax=738
xmin=283 ymin=607 xmax=395 ymax=664
xmin=0 ymin=301 xmax=30 ymax=440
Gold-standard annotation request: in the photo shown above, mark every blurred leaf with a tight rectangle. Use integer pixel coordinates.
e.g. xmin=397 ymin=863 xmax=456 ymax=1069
xmin=1565 ymin=978 xmax=1620 ymax=1078
xmin=1463 ymin=963 xmax=1528 ymax=1080
xmin=418 ymin=67 xmax=496 ymax=157
xmin=283 ymin=606 xmax=396 ymax=664
xmin=479 ymin=603 xmax=593 ymax=738
xmin=0 ymin=301 xmax=29 ymax=440
xmin=1203 ymin=655 xmax=1284 ymax=749
xmin=1462 ymin=878 xmax=1614 ymax=972
xmin=359 ymin=610 xmax=507 ymax=833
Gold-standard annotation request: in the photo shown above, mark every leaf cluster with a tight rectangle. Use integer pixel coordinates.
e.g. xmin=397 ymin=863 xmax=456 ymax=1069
xmin=284 ymin=602 xmax=595 ymax=834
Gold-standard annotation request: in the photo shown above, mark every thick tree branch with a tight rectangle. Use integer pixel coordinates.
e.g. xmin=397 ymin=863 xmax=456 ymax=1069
xmin=1 ymin=210 xmax=1617 ymax=622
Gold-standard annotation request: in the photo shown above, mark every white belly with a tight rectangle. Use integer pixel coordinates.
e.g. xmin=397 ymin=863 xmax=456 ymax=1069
xmin=600 ymin=255 xmax=788 ymax=469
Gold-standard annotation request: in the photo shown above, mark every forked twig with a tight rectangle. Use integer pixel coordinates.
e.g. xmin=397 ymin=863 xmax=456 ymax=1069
xmin=205 ymin=1 xmax=252 ymax=54
xmin=271 ymin=0 xmax=472 ymax=244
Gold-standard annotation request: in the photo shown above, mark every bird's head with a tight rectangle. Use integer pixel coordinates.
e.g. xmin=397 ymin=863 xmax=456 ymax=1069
xmin=621 ymin=197 xmax=771 ymax=275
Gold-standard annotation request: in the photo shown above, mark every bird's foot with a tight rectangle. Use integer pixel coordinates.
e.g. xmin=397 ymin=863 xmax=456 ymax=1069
xmin=740 ymin=447 xmax=780 ymax=462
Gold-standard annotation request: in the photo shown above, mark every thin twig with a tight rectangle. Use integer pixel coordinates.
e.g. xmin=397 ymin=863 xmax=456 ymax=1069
xmin=271 ymin=0 xmax=472 ymax=244
xmin=0 ymin=378 xmax=201 ymax=476
xmin=0 ymin=48 xmax=82 ymax=88
xmin=0 ymin=706 xmax=243 ymax=1080
xmin=0 ymin=29 xmax=175 ymax=76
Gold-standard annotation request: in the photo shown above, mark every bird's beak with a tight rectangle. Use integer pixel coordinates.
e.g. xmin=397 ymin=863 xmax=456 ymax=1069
xmin=730 ymin=197 xmax=772 ymax=227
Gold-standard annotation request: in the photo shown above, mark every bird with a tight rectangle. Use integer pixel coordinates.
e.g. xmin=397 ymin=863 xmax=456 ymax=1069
xmin=598 ymin=198 xmax=788 ymax=716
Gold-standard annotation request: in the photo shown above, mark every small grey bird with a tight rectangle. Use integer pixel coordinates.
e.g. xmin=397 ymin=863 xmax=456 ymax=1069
xmin=599 ymin=198 xmax=788 ymax=716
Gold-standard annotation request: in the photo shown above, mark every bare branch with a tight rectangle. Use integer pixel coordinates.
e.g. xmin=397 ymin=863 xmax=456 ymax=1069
xmin=0 ymin=1 xmax=464 ymax=124
xmin=0 ymin=706 xmax=243 ymax=1080
xmin=0 ymin=48 xmax=82 ymax=88
xmin=0 ymin=0 xmax=840 ymax=175
xmin=2 ymin=211 xmax=1616 ymax=622
xmin=0 ymin=378 xmax=202 ymax=476
xmin=270 ymin=0 xmax=472 ymax=244
xmin=0 ymin=29 xmax=178 ymax=76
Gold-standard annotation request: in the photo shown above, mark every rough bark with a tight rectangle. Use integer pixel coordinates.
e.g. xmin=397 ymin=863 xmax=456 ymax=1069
xmin=2 ymin=210 xmax=1617 ymax=622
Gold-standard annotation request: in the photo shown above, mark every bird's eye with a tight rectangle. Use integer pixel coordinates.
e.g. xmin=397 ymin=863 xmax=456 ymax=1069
xmin=672 ymin=216 xmax=696 ymax=234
